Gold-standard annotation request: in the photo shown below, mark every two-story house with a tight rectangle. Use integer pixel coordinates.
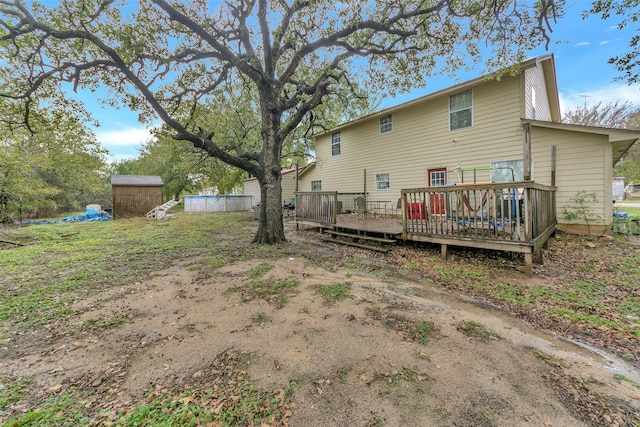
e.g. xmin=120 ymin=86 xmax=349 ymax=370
xmin=293 ymin=54 xmax=640 ymax=274
xmin=299 ymin=54 xmax=640 ymax=235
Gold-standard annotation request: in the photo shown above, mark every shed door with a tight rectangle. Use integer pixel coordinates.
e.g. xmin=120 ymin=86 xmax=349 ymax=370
xmin=428 ymin=168 xmax=447 ymax=215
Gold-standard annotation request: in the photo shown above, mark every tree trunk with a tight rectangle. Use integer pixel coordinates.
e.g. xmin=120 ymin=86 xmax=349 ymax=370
xmin=253 ymin=170 xmax=285 ymax=244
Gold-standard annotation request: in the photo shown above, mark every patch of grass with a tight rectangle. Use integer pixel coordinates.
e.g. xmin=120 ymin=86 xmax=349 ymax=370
xmin=251 ymin=278 xmax=299 ymax=298
xmin=79 ymin=313 xmax=127 ymax=332
xmin=432 ymin=265 xmax=490 ymax=283
xmin=247 ymin=263 xmax=275 ymax=279
xmin=336 ymin=365 xmax=352 ymax=383
xmin=398 ymin=260 xmax=420 ymax=276
xmin=203 ymin=255 xmax=228 ymax=270
xmin=252 ymin=311 xmax=271 ymax=324
xmin=0 ymin=375 xmax=29 ymax=412
xmin=367 ymin=308 xmax=439 ymax=345
xmin=373 ymin=268 xmax=391 ymax=278
xmin=5 ymin=351 xmax=292 ymax=426
xmin=548 ymin=307 xmax=623 ymax=330
xmin=613 ymin=374 xmax=640 ymax=390
xmin=181 ymin=322 xmax=197 ymax=332
xmin=1 ymin=214 xmax=253 ymax=331
xmin=3 ymin=388 xmax=90 ymax=426
xmin=314 ymin=282 xmax=353 ymax=306
xmin=456 ymin=320 xmax=500 ymax=342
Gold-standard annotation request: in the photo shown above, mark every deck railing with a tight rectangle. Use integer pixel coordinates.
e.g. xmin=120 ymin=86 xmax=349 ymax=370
xmin=401 ymin=181 xmax=556 ymax=243
xmin=295 ymin=192 xmax=366 ymax=224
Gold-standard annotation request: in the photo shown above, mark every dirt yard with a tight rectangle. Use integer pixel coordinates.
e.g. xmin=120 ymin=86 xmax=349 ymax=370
xmin=1 ymin=218 xmax=639 ymax=426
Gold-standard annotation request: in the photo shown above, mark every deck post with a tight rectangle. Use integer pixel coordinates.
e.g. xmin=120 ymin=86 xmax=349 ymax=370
xmin=441 ymin=244 xmax=448 ymax=261
xmin=524 ymin=252 xmax=533 ymax=277
xmin=523 ymin=123 xmax=531 ymax=181
xmin=533 ymin=246 xmax=544 ymax=264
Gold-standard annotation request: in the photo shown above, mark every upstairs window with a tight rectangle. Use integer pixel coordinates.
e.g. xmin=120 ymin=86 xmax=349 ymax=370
xmin=331 ymin=132 xmax=341 ymax=156
xmin=449 ymin=90 xmax=473 ymax=131
xmin=376 ymin=173 xmax=390 ymax=190
xmin=379 ymin=114 xmax=393 ymax=133
xmin=311 ymin=180 xmax=322 ymax=191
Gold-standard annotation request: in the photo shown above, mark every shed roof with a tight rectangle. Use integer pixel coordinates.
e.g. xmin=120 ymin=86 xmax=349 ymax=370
xmin=111 ymin=175 xmax=163 ymax=186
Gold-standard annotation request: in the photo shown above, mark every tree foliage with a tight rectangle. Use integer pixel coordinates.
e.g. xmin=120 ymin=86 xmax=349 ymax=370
xmin=0 ymin=0 xmax=561 ymax=242
xmin=0 ymin=105 xmax=110 ymax=219
xmin=586 ymin=0 xmax=640 ymax=84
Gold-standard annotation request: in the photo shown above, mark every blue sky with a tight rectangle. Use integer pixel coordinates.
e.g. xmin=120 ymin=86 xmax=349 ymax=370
xmin=83 ymin=1 xmax=640 ymax=162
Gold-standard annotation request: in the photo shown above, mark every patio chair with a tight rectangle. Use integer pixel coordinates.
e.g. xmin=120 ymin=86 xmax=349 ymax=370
xmin=395 ymin=198 xmax=403 ymax=217
xmin=354 ymin=196 xmax=367 ymax=217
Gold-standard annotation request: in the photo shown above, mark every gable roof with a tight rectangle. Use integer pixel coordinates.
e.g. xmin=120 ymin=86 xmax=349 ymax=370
xmin=315 ymin=54 xmax=559 ymax=137
xmin=111 ymin=175 xmax=163 ymax=186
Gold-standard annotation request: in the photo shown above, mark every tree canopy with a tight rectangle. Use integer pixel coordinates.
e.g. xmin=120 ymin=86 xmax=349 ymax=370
xmin=586 ymin=0 xmax=640 ymax=84
xmin=0 ymin=103 xmax=110 ymax=220
xmin=0 ymin=0 xmax=561 ymax=242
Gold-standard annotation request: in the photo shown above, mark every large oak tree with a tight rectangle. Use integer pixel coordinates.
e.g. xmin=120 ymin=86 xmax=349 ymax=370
xmin=0 ymin=0 xmax=560 ymax=243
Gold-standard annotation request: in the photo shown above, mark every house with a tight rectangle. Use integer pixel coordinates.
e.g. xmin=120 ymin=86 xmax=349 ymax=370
xmin=111 ymin=175 xmax=164 ymax=219
xmin=298 ymin=54 xmax=640 ymax=235
xmin=243 ymin=167 xmax=301 ymax=208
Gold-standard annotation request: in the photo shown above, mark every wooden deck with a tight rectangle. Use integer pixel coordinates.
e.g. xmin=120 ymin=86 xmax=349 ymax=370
xmin=295 ymin=182 xmax=556 ymax=276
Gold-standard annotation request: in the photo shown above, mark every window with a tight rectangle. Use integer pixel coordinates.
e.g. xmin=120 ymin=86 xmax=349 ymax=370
xmin=311 ymin=180 xmax=322 ymax=191
xmin=429 ymin=170 xmax=446 ymax=187
xmin=449 ymin=90 xmax=472 ymax=131
xmin=375 ymin=173 xmax=390 ymax=190
xmin=379 ymin=114 xmax=393 ymax=133
xmin=490 ymin=159 xmax=525 ymax=183
xmin=531 ymin=87 xmax=537 ymax=120
xmin=331 ymin=132 xmax=341 ymax=156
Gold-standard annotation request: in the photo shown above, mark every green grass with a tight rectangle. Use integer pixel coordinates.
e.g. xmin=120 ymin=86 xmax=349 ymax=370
xmin=314 ymin=282 xmax=353 ymax=305
xmin=0 ymin=214 xmax=255 ymax=330
xmin=2 ymin=389 xmax=90 ymax=426
xmin=367 ymin=308 xmax=440 ymax=345
xmin=247 ymin=263 xmax=275 ymax=278
xmin=614 ymin=206 xmax=640 ymax=217
xmin=456 ymin=320 xmax=500 ymax=342
xmin=250 ymin=278 xmax=299 ymax=299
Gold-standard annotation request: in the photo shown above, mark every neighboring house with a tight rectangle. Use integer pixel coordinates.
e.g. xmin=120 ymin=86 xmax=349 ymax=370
xmin=299 ymin=54 xmax=640 ymax=234
xmin=243 ymin=167 xmax=302 ymax=207
xmin=613 ymin=177 xmax=625 ymax=201
xmin=111 ymin=175 xmax=164 ymax=219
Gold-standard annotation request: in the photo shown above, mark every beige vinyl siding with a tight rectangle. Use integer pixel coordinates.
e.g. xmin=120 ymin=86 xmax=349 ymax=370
xmin=531 ymin=126 xmax=612 ymax=226
xmin=243 ymin=178 xmax=261 ymax=207
xmin=243 ymin=171 xmax=298 ymax=207
xmin=525 ymin=66 xmax=552 ymax=121
xmin=308 ymin=75 xmax=527 ymax=202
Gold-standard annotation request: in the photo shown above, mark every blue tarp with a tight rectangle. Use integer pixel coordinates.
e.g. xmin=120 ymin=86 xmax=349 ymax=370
xmin=23 ymin=211 xmax=111 ymax=225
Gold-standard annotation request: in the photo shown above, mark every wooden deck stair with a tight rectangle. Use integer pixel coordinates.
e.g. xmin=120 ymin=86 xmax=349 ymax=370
xmin=146 ymin=199 xmax=181 ymax=220
xmin=318 ymin=228 xmax=397 ymax=252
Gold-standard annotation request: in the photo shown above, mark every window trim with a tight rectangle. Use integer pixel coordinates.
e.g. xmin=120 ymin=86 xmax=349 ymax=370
xmin=449 ymin=89 xmax=473 ymax=131
xmin=375 ymin=172 xmax=390 ymax=191
xmin=379 ymin=114 xmax=393 ymax=134
xmin=311 ymin=180 xmax=322 ymax=192
xmin=331 ymin=132 xmax=341 ymax=156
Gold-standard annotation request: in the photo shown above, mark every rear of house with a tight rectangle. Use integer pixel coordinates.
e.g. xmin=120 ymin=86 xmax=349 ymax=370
xmin=300 ymin=55 xmax=640 ymax=233
xmin=243 ymin=168 xmax=299 ymax=208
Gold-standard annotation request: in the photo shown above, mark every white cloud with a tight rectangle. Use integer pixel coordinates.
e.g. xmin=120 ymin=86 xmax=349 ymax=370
xmin=599 ymin=40 xmax=610 ymax=45
xmin=559 ymin=83 xmax=640 ymax=112
xmin=95 ymin=127 xmax=154 ymax=147
xmin=574 ymin=41 xmax=590 ymax=47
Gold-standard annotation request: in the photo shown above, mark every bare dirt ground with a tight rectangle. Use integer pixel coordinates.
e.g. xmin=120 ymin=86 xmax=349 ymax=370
xmin=2 ymin=218 xmax=640 ymax=426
